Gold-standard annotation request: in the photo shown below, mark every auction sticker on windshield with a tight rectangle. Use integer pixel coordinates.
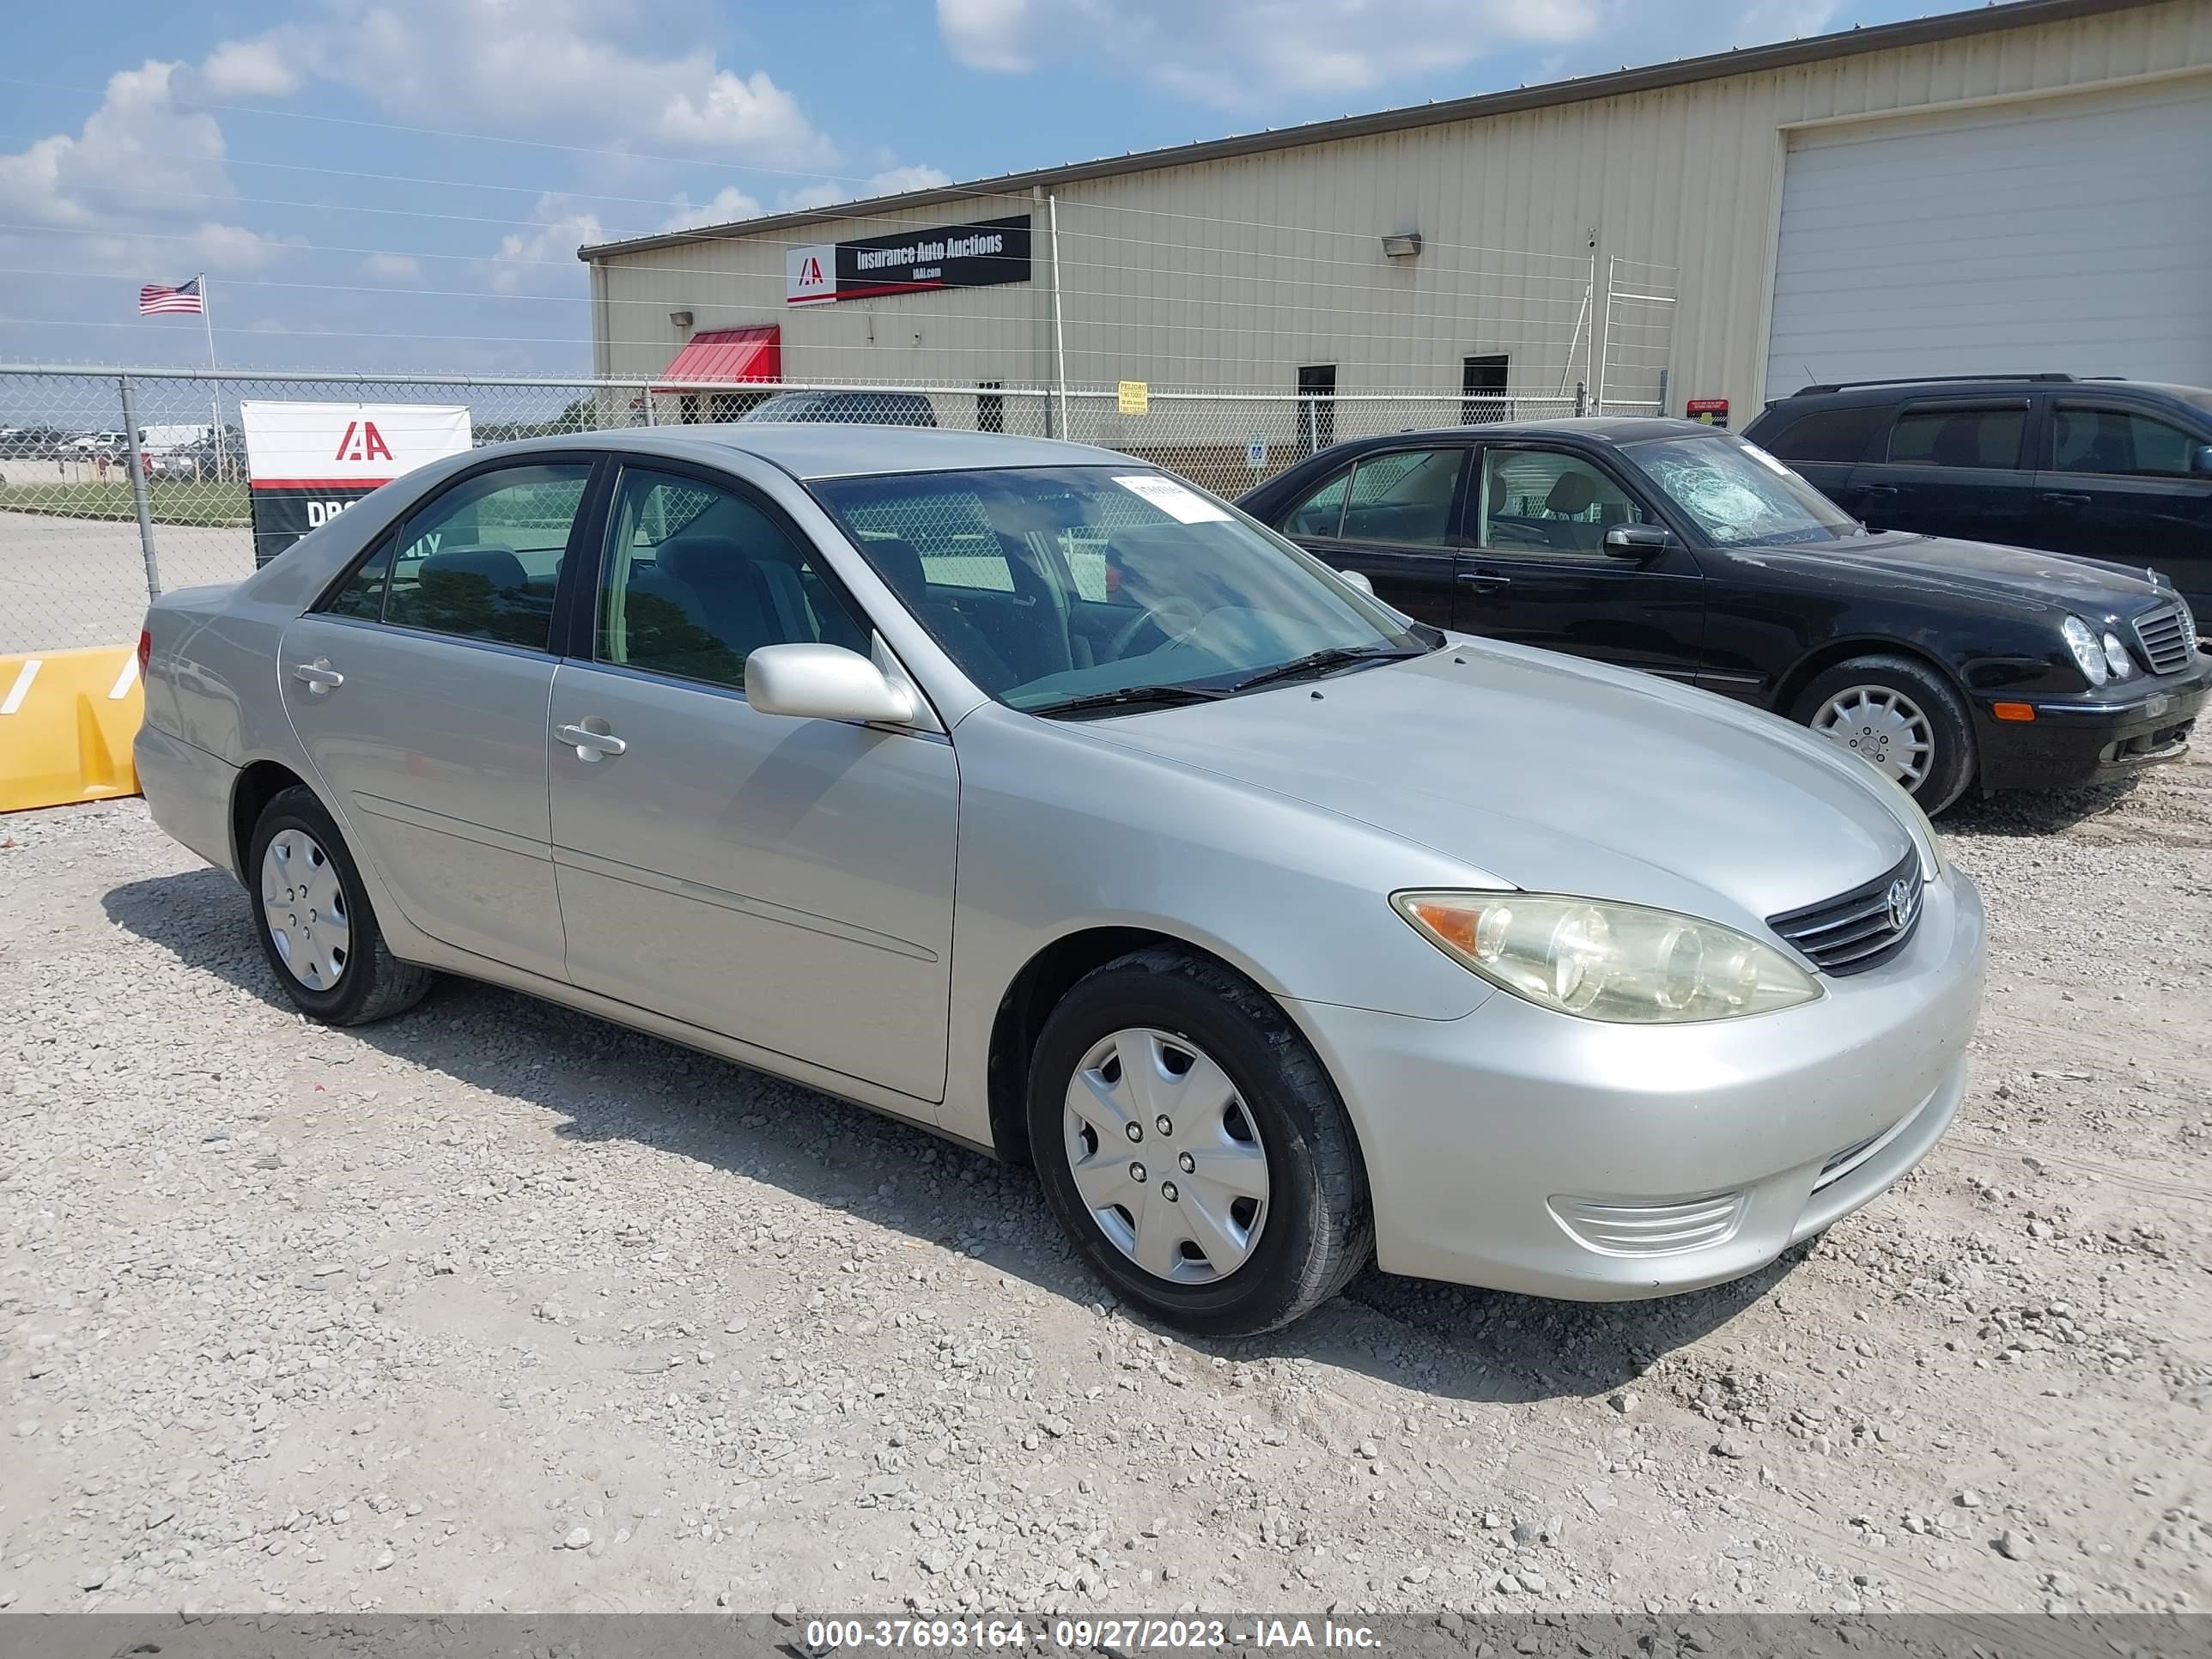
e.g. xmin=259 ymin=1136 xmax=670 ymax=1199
xmin=1114 ymin=473 xmax=1231 ymax=523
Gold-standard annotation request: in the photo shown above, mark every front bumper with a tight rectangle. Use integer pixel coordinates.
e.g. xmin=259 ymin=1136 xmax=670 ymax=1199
xmin=1972 ymin=662 xmax=2208 ymax=793
xmin=1286 ymin=866 xmax=1984 ymax=1300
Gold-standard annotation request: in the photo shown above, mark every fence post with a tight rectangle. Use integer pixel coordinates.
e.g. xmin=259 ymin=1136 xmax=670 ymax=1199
xmin=641 ymin=384 xmax=656 ymax=426
xmin=1575 ymin=380 xmax=1587 ymax=418
xmin=118 ymin=374 xmax=162 ymax=601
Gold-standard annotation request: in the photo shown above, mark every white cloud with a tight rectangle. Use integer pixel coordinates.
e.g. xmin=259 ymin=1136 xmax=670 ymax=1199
xmin=0 ymin=60 xmax=283 ymax=273
xmin=658 ymin=185 xmax=765 ymax=234
xmin=196 ymin=37 xmax=304 ymax=99
xmin=778 ymin=165 xmax=956 ymax=214
xmin=934 ymin=0 xmax=1865 ymax=108
xmin=361 ymin=252 xmax=422 ymax=283
xmin=488 ymin=195 xmax=608 ymax=294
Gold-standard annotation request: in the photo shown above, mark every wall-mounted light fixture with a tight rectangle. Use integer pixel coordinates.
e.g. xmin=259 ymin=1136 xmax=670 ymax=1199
xmin=669 ymin=309 xmax=694 ymax=329
xmin=1381 ymin=233 xmax=1423 ymax=259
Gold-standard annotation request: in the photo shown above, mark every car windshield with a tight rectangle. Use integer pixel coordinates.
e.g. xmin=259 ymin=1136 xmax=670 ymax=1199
xmin=1625 ymin=433 xmax=1863 ymax=548
xmin=810 ymin=465 xmax=1430 ymax=714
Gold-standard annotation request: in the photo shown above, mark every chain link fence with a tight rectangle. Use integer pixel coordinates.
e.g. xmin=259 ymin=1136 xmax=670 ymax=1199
xmin=0 ymin=367 xmax=1584 ymax=657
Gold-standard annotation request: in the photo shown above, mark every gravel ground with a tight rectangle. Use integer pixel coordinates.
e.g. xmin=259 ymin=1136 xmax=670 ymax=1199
xmin=2 ymin=757 xmax=2208 ymax=1618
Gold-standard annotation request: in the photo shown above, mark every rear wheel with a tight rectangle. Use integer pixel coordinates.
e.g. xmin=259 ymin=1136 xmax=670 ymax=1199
xmin=1027 ymin=949 xmax=1371 ymax=1336
xmin=1792 ymin=653 xmax=1975 ymax=814
xmin=247 ymin=785 xmax=433 ymax=1025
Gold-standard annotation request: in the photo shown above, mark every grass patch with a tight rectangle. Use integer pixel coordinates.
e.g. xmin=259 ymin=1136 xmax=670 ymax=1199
xmin=0 ymin=481 xmax=251 ymax=528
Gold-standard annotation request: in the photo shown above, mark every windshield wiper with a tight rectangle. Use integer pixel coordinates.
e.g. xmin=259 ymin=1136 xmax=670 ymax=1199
xmin=1027 ymin=684 xmax=1231 ymax=718
xmin=1230 ymin=644 xmax=1422 ymax=693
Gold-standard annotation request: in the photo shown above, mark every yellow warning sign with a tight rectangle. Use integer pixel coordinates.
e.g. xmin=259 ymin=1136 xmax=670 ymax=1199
xmin=1117 ymin=380 xmax=1150 ymax=416
xmin=0 ymin=644 xmax=143 ymax=813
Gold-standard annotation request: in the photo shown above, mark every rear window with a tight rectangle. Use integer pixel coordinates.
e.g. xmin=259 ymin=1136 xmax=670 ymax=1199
xmin=1761 ymin=405 xmax=1886 ymax=465
xmin=1886 ymin=405 xmax=2026 ymax=470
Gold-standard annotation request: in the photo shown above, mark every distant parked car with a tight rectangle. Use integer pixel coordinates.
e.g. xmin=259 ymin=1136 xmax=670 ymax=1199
xmin=1744 ymin=375 xmax=2212 ymax=614
xmin=1240 ymin=418 xmax=2206 ymax=812
xmin=738 ymin=389 xmax=937 ymax=428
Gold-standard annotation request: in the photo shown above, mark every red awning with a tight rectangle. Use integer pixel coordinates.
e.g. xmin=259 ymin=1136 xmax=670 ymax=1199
xmin=652 ymin=325 xmax=781 ymax=392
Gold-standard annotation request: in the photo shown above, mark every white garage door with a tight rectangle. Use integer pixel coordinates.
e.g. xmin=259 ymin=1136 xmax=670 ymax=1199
xmin=1765 ymin=81 xmax=2212 ymax=404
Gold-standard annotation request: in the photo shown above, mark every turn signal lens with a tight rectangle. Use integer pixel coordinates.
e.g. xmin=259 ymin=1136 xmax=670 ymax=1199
xmin=1393 ymin=891 xmax=1821 ymax=1024
xmin=1990 ymin=702 xmax=2035 ymax=722
xmin=136 ymin=629 xmax=151 ymax=674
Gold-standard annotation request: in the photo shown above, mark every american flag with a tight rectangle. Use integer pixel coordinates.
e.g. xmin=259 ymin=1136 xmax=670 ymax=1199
xmin=138 ymin=277 xmax=204 ymax=315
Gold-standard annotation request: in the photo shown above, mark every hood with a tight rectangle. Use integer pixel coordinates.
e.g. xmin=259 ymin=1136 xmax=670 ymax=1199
xmin=1718 ymin=532 xmax=2171 ymax=620
xmin=1078 ymin=641 xmax=1917 ymax=932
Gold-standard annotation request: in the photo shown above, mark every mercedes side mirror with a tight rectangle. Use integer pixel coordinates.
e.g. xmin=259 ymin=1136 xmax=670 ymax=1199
xmin=744 ymin=643 xmax=917 ymax=725
xmin=1335 ymin=568 xmax=1376 ymax=596
xmin=1602 ymin=523 xmax=1674 ymax=557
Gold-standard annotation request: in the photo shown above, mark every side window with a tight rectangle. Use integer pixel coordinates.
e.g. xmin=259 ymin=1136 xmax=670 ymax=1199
xmin=1765 ymin=405 xmax=1886 ymax=465
xmin=323 ymin=532 xmax=396 ymax=620
xmin=1885 ymin=405 xmax=2026 ymax=469
xmin=1338 ymin=449 xmax=1465 ymax=547
xmin=2050 ymin=406 xmax=2197 ymax=477
xmin=597 ymin=468 xmax=869 ymax=692
xmin=382 ymin=464 xmax=589 ymax=649
xmin=1477 ymin=449 xmax=1647 ymax=556
xmin=1281 ymin=467 xmax=1349 ymax=538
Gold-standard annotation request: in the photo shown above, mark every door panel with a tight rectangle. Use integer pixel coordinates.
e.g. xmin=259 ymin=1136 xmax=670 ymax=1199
xmin=1455 ymin=445 xmax=1706 ymax=679
xmin=2033 ymin=403 xmax=2212 ymax=611
xmin=1844 ymin=400 xmax=2037 ymax=545
xmin=548 ymin=665 xmax=958 ymax=1101
xmin=1276 ymin=447 xmax=1467 ymax=627
xmin=547 ymin=459 xmax=959 ymax=1103
xmin=280 ymin=617 xmax=566 ymax=976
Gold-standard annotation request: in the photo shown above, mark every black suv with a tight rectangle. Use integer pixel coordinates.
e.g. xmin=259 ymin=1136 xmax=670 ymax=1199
xmin=1744 ymin=375 xmax=2212 ymax=613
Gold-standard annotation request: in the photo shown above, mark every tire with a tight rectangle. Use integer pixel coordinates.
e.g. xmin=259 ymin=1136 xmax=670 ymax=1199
xmin=1026 ymin=948 xmax=1372 ymax=1336
xmin=1790 ymin=653 xmax=1977 ymax=815
xmin=246 ymin=784 xmax=434 ymax=1025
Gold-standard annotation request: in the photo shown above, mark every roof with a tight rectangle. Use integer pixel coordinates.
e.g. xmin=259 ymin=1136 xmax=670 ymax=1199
xmin=545 ymin=423 xmax=1133 ymax=481
xmin=580 ymin=0 xmax=2154 ymax=261
xmin=653 ymin=325 xmax=780 ymax=391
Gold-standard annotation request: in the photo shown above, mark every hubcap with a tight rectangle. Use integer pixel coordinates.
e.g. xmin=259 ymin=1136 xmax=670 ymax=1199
xmin=1063 ymin=1028 xmax=1270 ymax=1284
xmin=259 ymin=829 xmax=350 ymax=991
xmin=1811 ymin=684 xmax=1935 ymax=787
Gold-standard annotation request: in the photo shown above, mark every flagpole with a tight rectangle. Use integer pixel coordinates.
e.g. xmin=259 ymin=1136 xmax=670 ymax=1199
xmin=198 ymin=274 xmax=226 ymax=483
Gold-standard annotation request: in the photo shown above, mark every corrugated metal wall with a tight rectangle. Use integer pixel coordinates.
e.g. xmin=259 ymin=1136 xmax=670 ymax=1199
xmin=595 ymin=0 xmax=2211 ymax=423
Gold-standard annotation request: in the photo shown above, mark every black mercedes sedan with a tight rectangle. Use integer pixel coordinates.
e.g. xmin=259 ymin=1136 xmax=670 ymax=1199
xmin=1238 ymin=419 xmax=2206 ymax=812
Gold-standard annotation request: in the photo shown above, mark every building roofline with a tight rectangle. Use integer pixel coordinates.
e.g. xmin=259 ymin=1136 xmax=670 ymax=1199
xmin=579 ymin=0 xmax=2157 ymax=261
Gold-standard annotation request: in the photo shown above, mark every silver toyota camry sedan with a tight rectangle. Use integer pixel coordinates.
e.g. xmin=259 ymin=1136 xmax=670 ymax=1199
xmin=134 ymin=425 xmax=1985 ymax=1334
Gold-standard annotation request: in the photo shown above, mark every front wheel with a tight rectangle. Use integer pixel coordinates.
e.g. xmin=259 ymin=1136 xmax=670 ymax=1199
xmin=1792 ymin=653 xmax=1976 ymax=814
xmin=1026 ymin=949 xmax=1372 ymax=1336
xmin=247 ymin=785 xmax=434 ymax=1025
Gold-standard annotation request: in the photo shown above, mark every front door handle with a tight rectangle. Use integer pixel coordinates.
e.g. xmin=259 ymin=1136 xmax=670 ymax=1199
xmin=555 ymin=721 xmax=627 ymax=761
xmin=290 ymin=659 xmax=343 ymax=694
xmin=1457 ymin=570 xmax=1512 ymax=593
xmin=2040 ymin=491 xmax=2092 ymax=508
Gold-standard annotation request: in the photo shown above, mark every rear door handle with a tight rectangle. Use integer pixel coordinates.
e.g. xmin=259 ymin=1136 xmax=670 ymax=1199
xmin=2040 ymin=491 xmax=2092 ymax=508
xmin=1457 ymin=570 xmax=1512 ymax=593
xmin=290 ymin=659 xmax=343 ymax=694
xmin=555 ymin=721 xmax=627 ymax=760
xmin=1858 ymin=483 xmax=1900 ymax=500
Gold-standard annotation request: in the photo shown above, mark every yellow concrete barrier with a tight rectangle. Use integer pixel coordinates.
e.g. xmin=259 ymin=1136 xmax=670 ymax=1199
xmin=0 ymin=643 xmax=143 ymax=812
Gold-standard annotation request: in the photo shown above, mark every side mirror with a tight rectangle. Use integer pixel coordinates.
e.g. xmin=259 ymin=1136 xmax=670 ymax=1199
xmin=1602 ymin=523 xmax=1674 ymax=558
xmin=1335 ymin=567 xmax=1376 ymax=596
xmin=744 ymin=643 xmax=917 ymax=725
xmin=2193 ymin=445 xmax=2212 ymax=477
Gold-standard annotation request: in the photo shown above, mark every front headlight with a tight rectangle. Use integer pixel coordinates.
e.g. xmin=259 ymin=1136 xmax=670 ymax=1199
xmin=2101 ymin=631 xmax=2135 ymax=679
xmin=1392 ymin=891 xmax=1822 ymax=1024
xmin=2062 ymin=615 xmax=2109 ymax=684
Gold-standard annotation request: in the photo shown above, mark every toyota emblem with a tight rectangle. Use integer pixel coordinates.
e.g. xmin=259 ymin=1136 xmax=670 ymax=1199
xmin=1886 ymin=878 xmax=1913 ymax=933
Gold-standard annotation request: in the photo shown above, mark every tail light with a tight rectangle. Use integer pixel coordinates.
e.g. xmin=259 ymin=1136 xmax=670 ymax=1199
xmin=137 ymin=629 xmax=152 ymax=675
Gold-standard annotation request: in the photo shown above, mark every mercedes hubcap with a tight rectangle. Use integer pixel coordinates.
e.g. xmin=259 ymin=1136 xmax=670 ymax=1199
xmin=259 ymin=830 xmax=350 ymax=991
xmin=1063 ymin=1028 xmax=1270 ymax=1284
xmin=1812 ymin=685 xmax=1934 ymax=787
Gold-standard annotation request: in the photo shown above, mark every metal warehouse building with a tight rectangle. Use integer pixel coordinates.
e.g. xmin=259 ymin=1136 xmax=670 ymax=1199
xmin=582 ymin=0 xmax=2211 ymax=444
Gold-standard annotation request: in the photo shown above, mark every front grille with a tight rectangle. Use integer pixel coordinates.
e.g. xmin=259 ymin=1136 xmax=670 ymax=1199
xmin=1549 ymin=1190 xmax=1745 ymax=1256
xmin=1768 ymin=850 xmax=1923 ymax=976
xmin=2132 ymin=603 xmax=2194 ymax=677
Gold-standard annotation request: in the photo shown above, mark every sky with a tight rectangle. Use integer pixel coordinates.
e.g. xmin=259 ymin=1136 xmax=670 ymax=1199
xmin=2 ymin=0 xmax=1943 ymax=380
